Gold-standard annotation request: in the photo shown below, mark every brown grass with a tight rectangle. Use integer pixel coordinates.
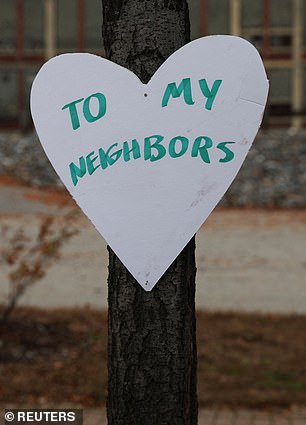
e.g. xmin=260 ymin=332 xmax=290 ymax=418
xmin=0 ymin=307 xmax=305 ymax=409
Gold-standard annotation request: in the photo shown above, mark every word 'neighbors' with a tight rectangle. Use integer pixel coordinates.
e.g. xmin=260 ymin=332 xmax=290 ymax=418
xmin=69 ymin=134 xmax=235 ymax=186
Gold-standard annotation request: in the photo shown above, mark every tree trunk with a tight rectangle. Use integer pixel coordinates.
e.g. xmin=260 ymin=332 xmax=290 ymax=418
xmin=102 ymin=1 xmax=198 ymax=424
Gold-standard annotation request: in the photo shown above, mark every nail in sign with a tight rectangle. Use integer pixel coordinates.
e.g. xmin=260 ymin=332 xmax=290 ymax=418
xmin=30 ymin=36 xmax=269 ymax=291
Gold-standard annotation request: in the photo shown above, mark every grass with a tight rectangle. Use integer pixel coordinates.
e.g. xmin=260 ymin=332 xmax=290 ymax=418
xmin=0 ymin=307 xmax=306 ymax=409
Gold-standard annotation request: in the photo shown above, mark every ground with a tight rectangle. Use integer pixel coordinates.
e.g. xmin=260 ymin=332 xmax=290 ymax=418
xmin=0 ymin=169 xmax=306 ymax=424
xmin=1 ymin=307 xmax=306 ymax=410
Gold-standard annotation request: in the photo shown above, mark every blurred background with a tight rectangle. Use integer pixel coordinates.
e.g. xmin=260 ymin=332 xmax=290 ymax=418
xmin=0 ymin=1 xmax=306 ymax=424
xmin=1 ymin=0 xmax=306 ymax=129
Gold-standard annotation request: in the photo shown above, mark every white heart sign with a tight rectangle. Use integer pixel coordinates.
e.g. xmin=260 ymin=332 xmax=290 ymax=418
xmin=31 ymin=36 xmax=268 ymax=291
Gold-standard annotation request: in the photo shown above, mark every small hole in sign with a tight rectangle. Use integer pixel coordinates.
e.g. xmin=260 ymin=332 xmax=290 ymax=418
xmin=144 ymin=93 xmax=148 ymax=97
xmin=145 ymin=280 xmax=148 ymax=285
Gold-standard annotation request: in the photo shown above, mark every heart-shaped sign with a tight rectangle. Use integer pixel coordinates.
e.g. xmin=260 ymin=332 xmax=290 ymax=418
xmin=31 ymin=36 xmax=268 ymax=291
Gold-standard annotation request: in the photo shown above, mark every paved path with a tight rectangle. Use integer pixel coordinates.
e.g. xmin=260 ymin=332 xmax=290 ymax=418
xmin=1 ymin=183 xmax=306 ymax=313
xmin=84 ymin=407 xmax=306 ymax=424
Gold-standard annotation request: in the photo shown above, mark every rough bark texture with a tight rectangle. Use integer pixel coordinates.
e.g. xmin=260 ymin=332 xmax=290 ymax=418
xmin=103 ymin=0 xmax=191 ymax=84
xmin=102 ymin=1 xmax=198 ymax=424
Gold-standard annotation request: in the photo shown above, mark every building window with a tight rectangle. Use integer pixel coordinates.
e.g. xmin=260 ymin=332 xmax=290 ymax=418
xmin=271 ymin=0 xmax=292 ymax=27
xmin=269 ymin=68 xmax=292 ymax=113
xmin=242 ymin=1 xmax=262 ymax=28
xmin=0 ymin=70 xmax=18 ymax=121
xmin=0 ymin=0 xmax=16 ymax=52
xmin=85 ymin=0 xmax=103 ymax=49
xmin=208 ymin=0 xmax=229 ymax=34
xmin=24 ymin=0 xmax=44 ymax=52
xmin=57 ymin=0 xmax=78 ymax=50
xmin=241 ymin=1 xmax=263 ymax=48
xmin=270 ymin=0 xmax=292 ymax=54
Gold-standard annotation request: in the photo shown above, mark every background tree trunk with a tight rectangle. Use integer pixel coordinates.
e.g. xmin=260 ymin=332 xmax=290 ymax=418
xmin=102 ymin=1 xmax=198 ymax=424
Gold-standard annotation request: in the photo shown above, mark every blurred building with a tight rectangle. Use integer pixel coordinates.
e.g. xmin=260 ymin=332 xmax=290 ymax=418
xmin=0 ymin=0 xmax=305 ymax=128
xmin=0 ymin=0 xmax=102 ymax=129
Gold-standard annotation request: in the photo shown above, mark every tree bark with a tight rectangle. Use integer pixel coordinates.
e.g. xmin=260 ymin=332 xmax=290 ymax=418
xmin=102 ymin=1 xmax=198 ymax=424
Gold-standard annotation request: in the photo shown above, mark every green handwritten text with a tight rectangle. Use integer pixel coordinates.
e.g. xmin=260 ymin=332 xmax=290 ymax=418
xmin=162 ymin=78 xmax=222 ymax=110
xmin=69 ymin=133 xmax=235 ymax=186
xmin=62 ymin=92 xmax=107 ymax=130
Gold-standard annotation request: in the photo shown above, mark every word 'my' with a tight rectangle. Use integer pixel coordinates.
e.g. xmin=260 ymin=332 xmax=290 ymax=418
xmin=162 ymin=78 xmax=222 ymax=110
